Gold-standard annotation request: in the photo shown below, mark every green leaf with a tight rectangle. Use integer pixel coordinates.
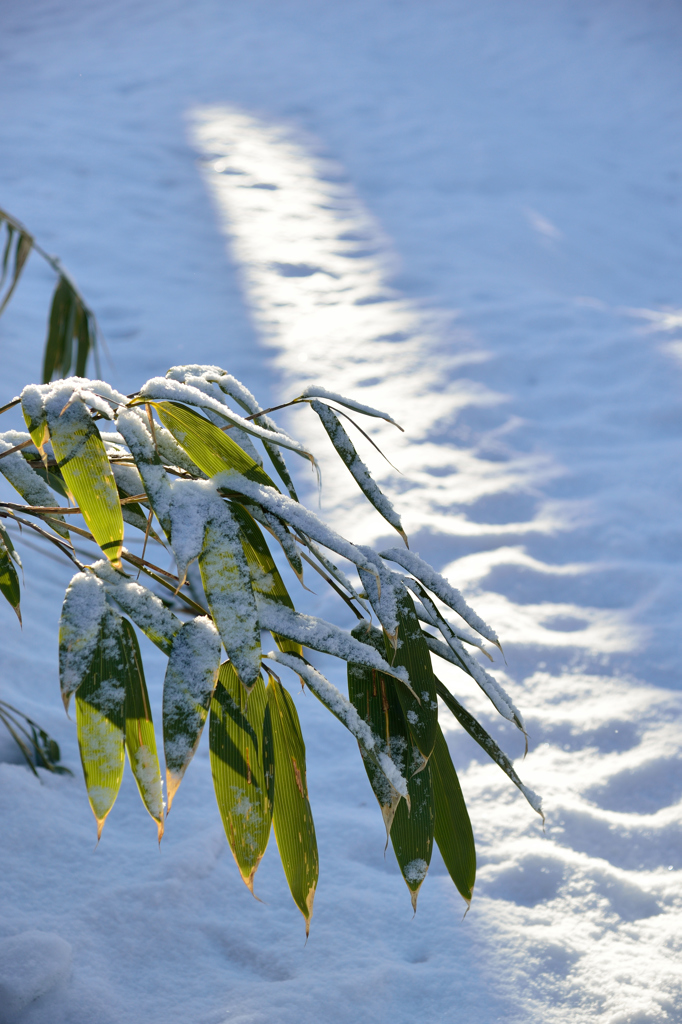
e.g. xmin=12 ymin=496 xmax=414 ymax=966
xmin=434 ymin=676 xmax=543 ymax=818
xmin=390 ymin=754 xmax=434 ymax=912
xmin=267 ymin=673 xmax=318 ymax=934
xmin=47 ymin=396 xmax=123 ymax=566
xmin=348 ymin=626 xmax=408 ymax=841
xmin=0 ymin=229 xmax=31 ymax=316
xmin=75 ymin=608 xmax=127 ymax=839
xmin=163 ymin=616 xmax=221 ymax=810
xmin=0 ymin=523 xmax=21 ymax=622
xmin=153 ymin=401 xmax=277 ymax=488
xmin=232 ymin=503 xmax=302 ymax=657
xmin=384 ymin=590 xmax=438 ymax=761
xmin=310 ymin=400 xmax=407 ymax=544
xmin=210 ymin=662 xmax=273 ymax=892
xmin=120 ymin=619 xmax=164 ymax=839
xmin=431 ymin=725 xmax=476 ymax=907
xmin=198 ymin=503 xmax=262 ymax=689
xmin=42 ymin=277 xmax=74 ymax=383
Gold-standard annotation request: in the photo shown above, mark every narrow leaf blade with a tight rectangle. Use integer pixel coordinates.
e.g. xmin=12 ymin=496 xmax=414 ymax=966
xmin=431 ymin=725 xmax=476 ymax=906
xmin=210 ymin=662 xmax=273 ymax=891
xmin=121 ymin=619 xmax=164 ymax=838
xmin=267 ymin=674 xmax=318 ymax=933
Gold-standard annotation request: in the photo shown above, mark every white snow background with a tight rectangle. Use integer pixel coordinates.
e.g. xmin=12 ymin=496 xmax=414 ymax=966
xmin=0 ymin=1 xmax=682 ymax=1021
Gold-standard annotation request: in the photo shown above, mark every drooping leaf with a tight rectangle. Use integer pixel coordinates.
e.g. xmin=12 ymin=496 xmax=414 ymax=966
xmin=46 ymin=395 xmax=123 ymax=566
xmin=412 ymin=580 xmax=524 ymax=734
xmin=310 ymin=400 xmax=407 ymax=544
xmin=75 ymin=608 xmax=127 ymax=839
xmin=163 ymin=616 xmax=221 ymax=810
xmin=43 ymin=278 xmax=77 ymax=384
xmin=153 ymin=400 xmax=277 ymax=488
xmin=296 ymin=386 xmax=404 ymax=430
xmin=435 ymin=676 xmax=543 ymax=818
xmin=120 ymin=618 xmax=164 ymax=839
xmin=59 ymin=572 xmax=108 ymax=712
xmin=431 ymin=725 xmax=476 ymax=907
xmin=198 ymin=502 xmax=261 ymax=689
xmin=382 ymin=589 xmax=438 ymax=761
xmin=390 ymin=752 xmax=434 ymax=912
xmin=210 ymin=662 xmax=273 ymax=892
xmin=0 ymin=522 xmax=21 ymax=622
xmin=348 ymin=624 xmax=411 ymax=840
xmin=266 ymin=648 xmax=407 ymax=799
xmin=267 ymin=673 xmax=318 ymax=933
xmin=229 ymin=503 xmax=301 ymax=659
xmin=0 ymin=228 xmax=32 ymax=316
xmin=379 ymin=547 xmax=500 ymax=649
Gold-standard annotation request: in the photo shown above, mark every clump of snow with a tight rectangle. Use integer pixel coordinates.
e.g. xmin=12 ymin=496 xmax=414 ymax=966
xmin=0 ymin=931 xmax=72 ymax=1018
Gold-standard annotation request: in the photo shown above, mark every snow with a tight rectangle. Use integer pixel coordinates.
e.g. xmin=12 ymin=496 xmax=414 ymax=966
xmin=1 ymin=1 xmax=682 ymax=1022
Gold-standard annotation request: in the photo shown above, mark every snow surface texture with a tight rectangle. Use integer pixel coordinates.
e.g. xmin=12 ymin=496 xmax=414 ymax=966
xmin=1 ymin=1 xmax=682 ymax=1022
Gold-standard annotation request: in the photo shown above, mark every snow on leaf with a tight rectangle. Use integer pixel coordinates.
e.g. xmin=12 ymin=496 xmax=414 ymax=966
xmin=163 ymin=615 xmax=221 ymax=810
xmin=379 ymin=547 xmax=500 ymax=648
xmin=90 ymin=558 xmax=181 ymax=655
xmin=257 ymin=599 xmax=409 ymax=685
xmin=59 ymin=572 xmax=108 ymax=711
xmin=198 ymin=499 xmax=262 ymax=689
xmin=310 ymin=400 xmax=407 ymax=543
xmin=296 ymin=386 xmax=403 ymax=430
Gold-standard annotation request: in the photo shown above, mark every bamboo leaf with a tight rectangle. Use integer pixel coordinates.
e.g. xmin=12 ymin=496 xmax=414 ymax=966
xmin=75 ymin=608 xmax=127 ymax=839
xmin=42 ymin=277 xmax=72 ymax=383
xmin=230 ymin=503 xmax=301 ymax=658
xmin=257 ymin=600 xmax=411 ymax=689
xmin=91 ymin=558 xmax=181 ymax=655
xmin=382 ymin=589 xmax=438 ymax=761
xmin=348 ymin=624 xmax=411 ymax=840
xmin=198 ymin=502 xmax=262 ymax=689
xmin=434 ymin=676 xmax=543 ymax=818
xmin=267 ymin=673 xmax=318 ymax=934
xmin=47 ymin=395 xmax=123 ymax=566
xmin=296 ymin=386 xmax=404 ymax=430
xmin=310 ymin=400 xmax=407 ymax=544
xmin=59 ymin=572 xmax=108 ymax=712
xmin=0 ymin=230 xmax=32 ymax=316
xmin=266 ymin=649 xmax=407 ymax=799
xmin=379 ymin=547 xmax=501 ymax=649
xmin=431 ymin=725 xmax=476 ymax=907
xmin=390 ymin=754 xmax=434 ymax=912
xmin=163 ymin=616 xmax=221 ymax=810
xmin=120 ymin=618 xmax=164 ymax=839
xmin=0 ymin=432 xmax=69 ymax=537
xmin=153 ymin=400 xmax=277 ymax=487
xmin=210 ymin=662 xmax=273 ymax=892
xmin=0 ymin=523 xmax=21 ymax=622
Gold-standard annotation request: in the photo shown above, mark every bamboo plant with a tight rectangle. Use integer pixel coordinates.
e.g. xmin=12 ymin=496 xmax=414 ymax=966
xmin=0 ymin=367 xmax=542 ymax=931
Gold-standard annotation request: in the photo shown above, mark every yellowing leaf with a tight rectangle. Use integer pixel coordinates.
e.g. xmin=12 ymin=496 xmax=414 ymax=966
xmin=121 ymin=619 xmax=164 ymax=839
xmin=267 ymin=674 xmax=318 ymax=933
xmin=210 ymin=662 xmax=273 ymax=892
xmin=153 ymin=401 xmax=277 ymax=487
xmin=75 ymin=609 xmax=127 ymax=839
xmin=47 ymin=396 xmax=123 ymax=566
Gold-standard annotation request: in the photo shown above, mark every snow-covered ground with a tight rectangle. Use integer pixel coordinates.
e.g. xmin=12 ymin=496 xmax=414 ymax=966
xmin=1 ymin=1 xmax=682 ymax=1021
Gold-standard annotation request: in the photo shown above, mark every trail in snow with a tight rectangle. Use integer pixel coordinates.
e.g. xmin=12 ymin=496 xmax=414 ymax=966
xmin=0 ymin=2 xmax=682 ymax=1022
